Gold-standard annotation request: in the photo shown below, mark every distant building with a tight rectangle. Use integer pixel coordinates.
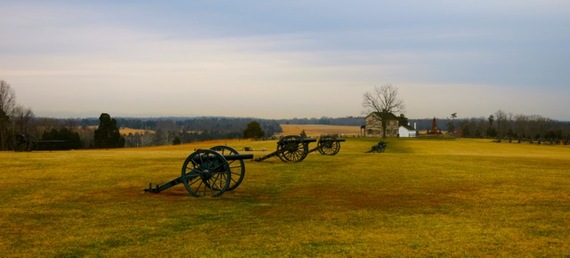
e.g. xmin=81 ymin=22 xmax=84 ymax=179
xmin=399 ymin=124 xmax=417 ymax=138
xmin=364 ymin=112 xmax=400 ymax=137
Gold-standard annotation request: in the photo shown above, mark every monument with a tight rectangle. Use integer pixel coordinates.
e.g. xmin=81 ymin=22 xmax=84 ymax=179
xmin=427 ymin=117 xmax=442 ymax=135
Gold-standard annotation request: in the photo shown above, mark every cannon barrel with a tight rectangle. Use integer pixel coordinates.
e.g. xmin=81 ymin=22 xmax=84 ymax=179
xmin=191 ymin=153 xmax=253 ymax=164
xmin=279 ymin=137 xmax=316 ymax=144
xmin=316 ymin=138 xmax=345 ymax=143
xmin=222 ymin=154 xmax=254 ymax=161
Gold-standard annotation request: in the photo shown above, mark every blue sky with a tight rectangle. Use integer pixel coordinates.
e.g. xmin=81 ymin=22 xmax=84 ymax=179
xmin=1 ymin=0 xmax=569 ymax=120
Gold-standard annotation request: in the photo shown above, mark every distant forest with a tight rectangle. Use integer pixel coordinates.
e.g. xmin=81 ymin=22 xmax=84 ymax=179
xmin=3 ymin=114 xmax=570 ymax=150
xmin=59 ymin=114 xmax=570 ymax=147
xmin=3 ymin=80 xmax=569 ymax=150
xmin=410 ymin=112 xmax=570 ymax=144
xmin=77 ymin=117 xmax=284 ymax=148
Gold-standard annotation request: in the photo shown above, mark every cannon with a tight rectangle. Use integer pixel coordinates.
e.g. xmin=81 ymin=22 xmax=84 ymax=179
xmin=307 ymin=135 xmax=346 ymax=156
xmin=9 ymin=134 xmax=36 ymax=152
xmin=144 ymin=146 xmax=253 ymax=197
xmin=253 ymin=135 xmax=316 ymax=163
xmin=366 ymin=141 xmax=387 ymax=153
xmin=9 ymin=133 xmax=67 ymax=152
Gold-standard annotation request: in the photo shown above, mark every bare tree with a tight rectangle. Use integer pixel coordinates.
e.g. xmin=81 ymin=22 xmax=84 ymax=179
xmin=447 ymin=112 xmax=458 ymax=135
xmin=514 ymin=114 xmax=529 ymax=142
xmin=460 ymin=117 xmax=488 ymax=138
xmin=0 ymin=110 xmax=8 ymax=150
xmin=0 ymin=80 xmax=17 ymax=150
xmin=494 ymin=110 xmax=509 ymax=142
xmin=362 ymin=84 xmax=405 ymax=138
xmin=0 ymin=80 xmax=16 ymax=114
xmin=12 ymin=106 xmax=35 ymax=133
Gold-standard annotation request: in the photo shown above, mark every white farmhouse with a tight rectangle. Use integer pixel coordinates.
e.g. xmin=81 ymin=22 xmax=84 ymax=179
xmin=398 ymin=124 xmax=417 ymax=138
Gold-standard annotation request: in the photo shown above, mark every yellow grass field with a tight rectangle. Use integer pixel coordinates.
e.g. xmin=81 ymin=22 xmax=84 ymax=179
xmin=1 ymin=136 xmax=570 ymax=256
xmin=118 ymin=124 xmax=361 ymax=137
xmin=280 ymin=124 xmax=362 ymax=137
xmin=119 ymin=127 xmax=155 ymax=136
xmin=82 ymin=126 xmax=155 ymax=136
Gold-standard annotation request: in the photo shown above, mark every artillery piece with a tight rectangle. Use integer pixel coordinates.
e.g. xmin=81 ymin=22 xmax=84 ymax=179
xmin=254 ymin=135 xmax=316 ymax=163
xmin=366 ymin=141 xmax=387 ymax=153
xmin=145 ymin=146 xmax=253 ymax=197
xmin=9 ymin=133 xmax=67 ymax=151
xmin=307 ymin=135 xmax=346 ymax=156
xmin=9 ymin=134 xmax=36 ymax=152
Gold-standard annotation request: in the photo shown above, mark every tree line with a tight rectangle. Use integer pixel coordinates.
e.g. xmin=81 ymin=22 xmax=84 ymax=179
xmin=3 ymin=79 xmax=569 ymax=150
xmin=1 ymin=114 xmax=283 ymax=150
xmin=455 ymin=111 xmax=570 ymax=144
xmin=1 ymin=80 xmax=109 ymax=150
xmin=410 ymin=110 xmax=570 ymax=144
xmin=120 ymin=117 xmax=281 ymax=147
xmin=1 ymin=80 xmax=36 ymax=150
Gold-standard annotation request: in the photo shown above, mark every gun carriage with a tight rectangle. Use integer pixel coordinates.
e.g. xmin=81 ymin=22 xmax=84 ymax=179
xmin=254 ymin=134 xmax=347 ymax=163
xmin=366 ymin=141 xmax=387 ymax=153
xmin=8 ymin=134 xmax=36 ymax=152
xmin=144 ymin=146 xmax=253 ymax=197
xmin=9 ymin=133 xmax=67 ymax=152
xmin=307 ymin=135 xmax=346 ymax=156
xmin=253 ymin=135 xmax=316 ymax=163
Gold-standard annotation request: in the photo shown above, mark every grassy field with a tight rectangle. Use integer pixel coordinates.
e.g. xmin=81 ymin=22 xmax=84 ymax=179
xmin=280 ymin=124 xmax=361 ymax=137
xmin=1 ymin=137 xmax=570 ymax=256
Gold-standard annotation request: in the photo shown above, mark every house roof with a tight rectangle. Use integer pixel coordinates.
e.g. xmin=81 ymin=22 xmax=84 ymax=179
xmin=399 ymin=125 xmax=416 ymax=131
xmin=366 ymin=112 xmax=399 ymax=120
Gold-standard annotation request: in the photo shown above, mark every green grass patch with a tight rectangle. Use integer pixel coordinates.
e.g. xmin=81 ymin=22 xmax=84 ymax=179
xmin=1 ymin=138 xmax=570 ymax=256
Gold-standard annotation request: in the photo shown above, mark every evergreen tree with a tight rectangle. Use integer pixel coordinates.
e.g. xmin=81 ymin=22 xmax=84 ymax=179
xmin=94 ymin=113 xmax=125 ymax=148
xmin=243 ymin=121 xmax=265 ymax=139
xmin=40 ymin=128 xmax=83 ymax=150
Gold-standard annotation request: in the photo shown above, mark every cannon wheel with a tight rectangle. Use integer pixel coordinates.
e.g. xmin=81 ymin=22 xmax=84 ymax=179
xmin=211 ymin=145 xmax=245 ymax=191
xmin=9 ymin=134 xmax=35 ymax=152
xmin=25 ymin=135 xmax=36 ymax=151
xmin=277 ymin=135 xmax=308 ymax=163
xmin=9 ymin=134 xmax=27 ymax=152
xmin=317 ymin=136 xmax=341 ymax=156
xmin=181 ymin=149 xmax=231 ymax=197
xmin=376 ymin=142 xmax=386 ymax=153
xmin=367 ymin=143 xmax=386 ymax=153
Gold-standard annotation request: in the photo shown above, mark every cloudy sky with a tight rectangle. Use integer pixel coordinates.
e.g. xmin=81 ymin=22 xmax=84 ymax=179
xmin=1 ymin=1 xmax=569 ymax=120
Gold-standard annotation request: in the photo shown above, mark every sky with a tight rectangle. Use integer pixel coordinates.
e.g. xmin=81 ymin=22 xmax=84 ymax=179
xmin=1 ymin=0 xmax=569 ymax=120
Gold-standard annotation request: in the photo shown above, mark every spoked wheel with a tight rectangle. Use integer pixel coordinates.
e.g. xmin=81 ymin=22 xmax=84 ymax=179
xmin=9 ymin=134 xmax=28 ymax=152
xmin=276 ymin=135 xmax=308 ymax=163
xmin=211 ymin=145 xmax=245 ymax=191
xmin=369 ymin=143 xmax=386 ymax=153
xmin=25 ymin=135 xmax=36 ymax=152
xmin=181 ymin=149 xmax=231 ymax=197
xmin=377 ymin=143 xmax=386 ymax=153
xmin=317 ymin=136 xmax=341 ymax=156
